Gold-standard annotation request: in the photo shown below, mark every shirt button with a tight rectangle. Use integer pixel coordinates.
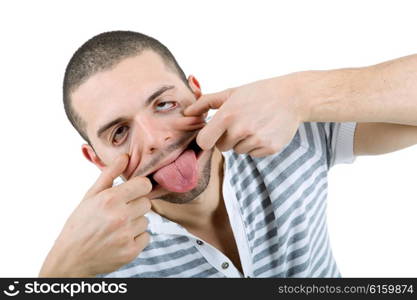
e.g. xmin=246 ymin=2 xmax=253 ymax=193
xmin=196 ymin=240 xmax=204 ymax=246
xmin=221 ymin=262 xmax=229 ymax=269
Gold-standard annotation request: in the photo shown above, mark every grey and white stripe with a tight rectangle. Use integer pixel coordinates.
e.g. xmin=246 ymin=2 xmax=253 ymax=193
xmin=98 ymin=121 xmax=356 ymax=278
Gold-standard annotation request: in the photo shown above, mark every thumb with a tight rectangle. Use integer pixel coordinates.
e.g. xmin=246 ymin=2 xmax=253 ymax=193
xmin=183 ymin=89 xmax=231 ymax=116
xmin=85 ymin=153 xmax=129 ymax=198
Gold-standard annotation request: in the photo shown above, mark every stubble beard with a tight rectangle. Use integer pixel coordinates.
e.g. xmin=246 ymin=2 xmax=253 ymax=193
xmin=156 ymin=148 xmax=214 ymax=204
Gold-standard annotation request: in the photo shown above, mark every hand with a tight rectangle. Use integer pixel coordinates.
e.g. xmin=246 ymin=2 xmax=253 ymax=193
xmin=39 ymin=154 xmax=152 ymax=277
xmin=184 ymin=75 xmax=306 ymax=157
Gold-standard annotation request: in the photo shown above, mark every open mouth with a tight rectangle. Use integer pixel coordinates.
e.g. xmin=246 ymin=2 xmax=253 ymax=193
xmin=146 ymin=137 xmax=203 ymax=188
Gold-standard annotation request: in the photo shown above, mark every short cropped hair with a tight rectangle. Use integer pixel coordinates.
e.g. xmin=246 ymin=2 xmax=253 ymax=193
xmin=63 ymin=30 xmax=188 ymax=143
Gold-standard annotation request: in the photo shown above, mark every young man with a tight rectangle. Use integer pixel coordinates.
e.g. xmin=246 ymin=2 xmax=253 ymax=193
xmin=40 ymin=30 xmax=417 ymax=277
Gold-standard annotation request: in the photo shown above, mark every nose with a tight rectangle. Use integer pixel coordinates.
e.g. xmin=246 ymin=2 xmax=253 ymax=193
xmin=131 ymin=114 xmax=173 ymax=155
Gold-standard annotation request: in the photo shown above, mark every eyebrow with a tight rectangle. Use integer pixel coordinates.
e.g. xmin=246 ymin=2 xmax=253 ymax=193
xmin=96 ymin=85 xmax=175 ymax=139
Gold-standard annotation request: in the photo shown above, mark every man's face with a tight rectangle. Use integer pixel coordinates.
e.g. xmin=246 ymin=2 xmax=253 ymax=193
xmin=71 ymin=50 xmax=214 ymax=202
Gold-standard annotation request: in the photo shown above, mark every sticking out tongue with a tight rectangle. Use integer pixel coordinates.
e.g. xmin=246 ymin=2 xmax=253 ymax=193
xmin=152 ymin=149 xmax=198 ymax=193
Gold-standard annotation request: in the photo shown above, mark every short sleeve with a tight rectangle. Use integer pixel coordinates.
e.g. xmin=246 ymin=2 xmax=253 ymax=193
xmin=319 ymin=122 xmax=357 ymax=169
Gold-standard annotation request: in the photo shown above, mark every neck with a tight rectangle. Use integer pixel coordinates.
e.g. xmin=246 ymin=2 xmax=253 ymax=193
xmin=151 ymin=147 xmax=226 ymax=230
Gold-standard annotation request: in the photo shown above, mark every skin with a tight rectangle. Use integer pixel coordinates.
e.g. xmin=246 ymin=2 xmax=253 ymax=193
xmin=39 ymin=50 xmax=242 ymax=277
xmin=73 ymin=50 xmax=229 ymax=224
xmin=40 ymin=50 xmax=417 ymax=277
xmin=184 ymin=55 xmax=417 ymax=156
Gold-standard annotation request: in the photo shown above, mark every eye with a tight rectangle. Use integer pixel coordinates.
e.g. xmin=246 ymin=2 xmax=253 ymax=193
xmin=111 ymin=125 xmax=129 ymax=145
xmin=155 ymin=101 xmax=176 ymax=111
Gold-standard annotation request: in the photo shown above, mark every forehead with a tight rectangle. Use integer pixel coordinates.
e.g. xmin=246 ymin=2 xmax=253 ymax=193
xmin=71 ymin=50 xmax=182 ymax=138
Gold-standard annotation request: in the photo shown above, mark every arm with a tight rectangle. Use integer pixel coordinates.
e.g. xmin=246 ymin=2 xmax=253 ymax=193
xmin=297 ymin=54 xmax=417 ymax=155
xmin=184 ymin=54 xmax=417 ymax=157
xmin=353 ymin=122 xmax=417 ymax=156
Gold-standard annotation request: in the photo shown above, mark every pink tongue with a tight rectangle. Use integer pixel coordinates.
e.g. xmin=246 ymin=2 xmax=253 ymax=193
xmin=152 ymin=149 xmax=198 ymax=193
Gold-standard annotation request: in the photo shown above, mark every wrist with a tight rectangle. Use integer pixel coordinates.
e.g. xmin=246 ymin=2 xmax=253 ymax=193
xmin=39 ymin=244 xmax=92 ymax=278
xmin=39 ymin=261 xmax=93 ymax=278
xmin=297 ymin=70 xmax=320 ymax=122
xmin=278 ymin=71 xmax=314 ymax=123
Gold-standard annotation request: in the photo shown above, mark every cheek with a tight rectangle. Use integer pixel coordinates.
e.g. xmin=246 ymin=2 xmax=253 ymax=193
xmin=182 ymin=98 xmax=194 ymax=106
xmin=95 ymin=142 xmax=130 ymax=170
xmin=102 ymin=151 xmax=124 ymax=168
xmin=182 ymin=99 xmax=196 ymax=113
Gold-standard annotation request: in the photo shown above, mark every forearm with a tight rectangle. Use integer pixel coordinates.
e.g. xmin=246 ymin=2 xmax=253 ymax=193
xmin=295 ymin=54 xmax=417 ymax=126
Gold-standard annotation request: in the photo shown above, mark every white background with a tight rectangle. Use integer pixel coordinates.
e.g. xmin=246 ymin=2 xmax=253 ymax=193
xmin=0 ymin=0 xmax=416 ymax=277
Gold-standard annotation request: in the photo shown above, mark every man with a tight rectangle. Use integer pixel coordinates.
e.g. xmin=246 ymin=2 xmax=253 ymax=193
xmin=40 ymin=30 xmax=417 ymax=277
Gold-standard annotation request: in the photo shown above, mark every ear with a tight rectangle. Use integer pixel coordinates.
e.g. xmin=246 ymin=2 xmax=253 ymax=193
xmin=187 ymin=75 xmax=202 ymax=99
xmin=81 ymin=144 xmax=106 ymax=170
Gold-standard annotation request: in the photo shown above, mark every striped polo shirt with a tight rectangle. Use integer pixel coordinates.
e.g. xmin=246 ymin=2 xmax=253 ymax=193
xmin=99 ymin=121 xmax=357 ymax=278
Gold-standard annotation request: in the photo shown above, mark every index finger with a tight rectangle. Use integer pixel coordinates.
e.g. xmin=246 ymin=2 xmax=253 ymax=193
xmin=195 ymin=110 xmax=229 ymax=150
xmin=85 ymin=153 xmax=129 ymax=198
xmin=183 ymin=89 xmax=230 ymax=116
xmin=172 ymin=115 xmax=206 ymax=131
